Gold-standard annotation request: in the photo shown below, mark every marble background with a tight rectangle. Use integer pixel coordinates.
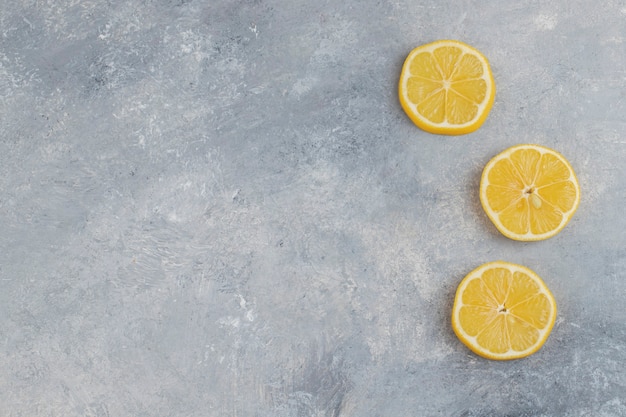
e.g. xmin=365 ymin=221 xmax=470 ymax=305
xmin=1 ymin=0 xmax=625 ymax=416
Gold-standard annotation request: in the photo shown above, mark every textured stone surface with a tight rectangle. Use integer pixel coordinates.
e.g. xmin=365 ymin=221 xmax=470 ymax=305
xmin=1 ymin=0 xmax=626 ymax=416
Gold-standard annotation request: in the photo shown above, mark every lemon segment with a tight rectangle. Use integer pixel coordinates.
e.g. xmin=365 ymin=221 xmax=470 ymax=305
xmin=398 ymin=40 xmax=495 ymax=135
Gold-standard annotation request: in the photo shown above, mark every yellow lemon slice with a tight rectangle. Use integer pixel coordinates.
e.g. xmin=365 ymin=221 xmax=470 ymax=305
xmin=479 ymin=144 xmax=581 ymax=241
xmin=451 ymin=261 xmax=557 ymax=360
xmin=398 ymin=39 xmax=495 ymax=135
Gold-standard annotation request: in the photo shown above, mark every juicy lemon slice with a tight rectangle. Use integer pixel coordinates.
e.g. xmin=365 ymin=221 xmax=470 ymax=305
xmin=479 ymin=144 xmax=581 ymax=241
xmin=398 ymin=39 xmax=495 ymax=135
xmin=451 ymin=261 xmax=557 ymax=360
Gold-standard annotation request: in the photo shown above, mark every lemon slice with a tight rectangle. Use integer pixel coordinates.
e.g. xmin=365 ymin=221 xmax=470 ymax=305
xmin=451 ymin=261 xmax=557 ymax=360
xmin=398 ymin=39 xmax=496 ymax=135
xmin=479 ymin=144 xmax=581 ymax=241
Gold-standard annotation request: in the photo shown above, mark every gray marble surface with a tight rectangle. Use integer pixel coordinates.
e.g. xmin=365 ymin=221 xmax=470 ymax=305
xmin=2 ymin=1 xmax=626 ymax=416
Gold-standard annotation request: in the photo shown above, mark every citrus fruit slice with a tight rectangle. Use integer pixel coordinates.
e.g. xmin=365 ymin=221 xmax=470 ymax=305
xmin=479 ymin=144 xmax=580 ymax=241
xmin=451 ymin=261 xmax=557 ymax=360
xmin=398 ymin=39 xmax=495 ymax=135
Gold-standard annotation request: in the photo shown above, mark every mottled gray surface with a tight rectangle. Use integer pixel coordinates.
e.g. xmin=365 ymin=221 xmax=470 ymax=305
xmin=1 ymin=0 xmax=626 ymax=416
